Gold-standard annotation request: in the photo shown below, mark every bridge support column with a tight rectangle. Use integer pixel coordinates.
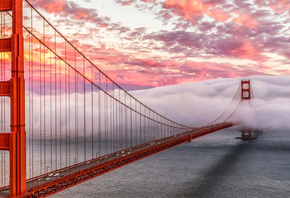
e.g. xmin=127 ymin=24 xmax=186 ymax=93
xmin=239 ymin=80 xmax=252 ymax=140
xmin=0 ymin=0 xmax=26 ymax=196
xmin=240 ymin=128 xmax=252 ymax=140
xmin=188 ymin=135 xmax=192 ymax=142
xmin=11 ymin=0 xmax=26 ymax=196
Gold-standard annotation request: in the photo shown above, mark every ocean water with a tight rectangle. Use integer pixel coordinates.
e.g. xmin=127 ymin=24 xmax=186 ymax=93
xmin=51 ymin=128 xmax=290 ymax=198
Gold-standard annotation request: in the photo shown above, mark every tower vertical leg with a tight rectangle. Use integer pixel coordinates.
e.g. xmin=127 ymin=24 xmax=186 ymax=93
xmin=9 ymin=0 xmax=26 ymax=196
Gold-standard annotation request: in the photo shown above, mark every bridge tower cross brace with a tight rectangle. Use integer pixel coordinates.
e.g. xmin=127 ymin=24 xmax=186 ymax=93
xmin=0 ymin=0 xmax=26 ymax=196
xmin=240 ymin=80 xmax=252 ymax=139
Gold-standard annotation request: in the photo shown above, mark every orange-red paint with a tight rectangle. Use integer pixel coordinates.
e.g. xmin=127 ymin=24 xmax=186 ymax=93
xmin=0 ymin=0 xmax=26 ymax=196
xmin=0 ymin=0 xmax=12 ymax=11
xmin=0 ymin=133 xmax=10 ymax=150
xmin=0 ymin=80 xmax=11 ymax=96
xmin=0 ymin=38 xmax=12 ymax=52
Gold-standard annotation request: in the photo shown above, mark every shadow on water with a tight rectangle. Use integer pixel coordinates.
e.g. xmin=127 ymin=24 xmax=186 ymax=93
xmin=171 ymin=132 xmax=264 ymax=198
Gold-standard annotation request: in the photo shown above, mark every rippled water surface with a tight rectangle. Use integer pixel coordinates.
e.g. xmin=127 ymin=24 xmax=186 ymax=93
xmin=51 ymin=128 xmax=290 ymax=198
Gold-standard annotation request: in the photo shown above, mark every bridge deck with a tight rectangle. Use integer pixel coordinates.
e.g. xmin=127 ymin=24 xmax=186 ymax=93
xmin=1 ymin=122 xmax=234 ymax=198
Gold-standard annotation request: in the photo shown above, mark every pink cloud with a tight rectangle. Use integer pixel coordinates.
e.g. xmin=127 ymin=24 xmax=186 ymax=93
xmin=269 ymin=0 xmax=290 ymax=14
xmin=30 ymin=0 xmax=66 ymax=13
xmin=233 ymin=14 xmax=259 ymax=29
xmin=229 ymin=42 xmax=265 ymax=61
xmin=28 ymin=0 xmax=109 ymax=27
xmin=23 ymin=0 xmax=290 ymax=90
xmin=163 ymin=0 xmax=230 ymax=24
xmin=102 ymin=57 xmax=269 ymax=88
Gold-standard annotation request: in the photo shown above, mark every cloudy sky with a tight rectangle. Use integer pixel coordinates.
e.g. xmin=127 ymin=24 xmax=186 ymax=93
xmin=27 ymin=0 xmax=290 ymax=90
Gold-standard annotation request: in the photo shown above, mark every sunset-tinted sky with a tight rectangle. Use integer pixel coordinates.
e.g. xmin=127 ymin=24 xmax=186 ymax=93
xmin=28 ymin=0 xmax=290 ymax=90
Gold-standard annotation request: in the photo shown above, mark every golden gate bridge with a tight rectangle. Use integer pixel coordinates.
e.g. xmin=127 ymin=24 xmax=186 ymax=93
xmin=0 ymin=0 xmax=253 ymax=197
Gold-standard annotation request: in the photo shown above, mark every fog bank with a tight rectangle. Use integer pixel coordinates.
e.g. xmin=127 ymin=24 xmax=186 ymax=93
xmin=130 ymin=75 xmax=290 ymax=129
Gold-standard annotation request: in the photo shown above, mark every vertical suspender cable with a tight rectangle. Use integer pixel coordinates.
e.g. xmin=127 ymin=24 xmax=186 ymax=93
xmin=59 ymin=59 xmax=61 ymax=168
xmin=83 ymin=58 xmax=86 ymax=161
xmin=28 ymin=8 xmax=32 ymax=178
xmin=54 ymin=31 xmax=57 ymax=170
xmin=91 ymin=64 xmax=93 ymax=159
xmin=98 ymin=72 xmax=101 ymax=157
xmin=135 ymin=100 xmax=137 ymax=147
xmin=43 ymin=18 xmax=47 ymax=174
xmin=149 ymin=111 xmax=151 ymax=141
xmin=139 ymin=102 xmax=141 ymax=145
xmin=65 ymin=42 xmax=68 ymax=167
xmin=124 ymin=94 xmax=127 ymax=148
xmin=112 ymin=84 xmax=114 ymax=153
xmin=109 ymin=84 xmax=112 ymax=153
xmin=130 ymin=97 xmax=132 ymax=148
xmin=68 ymin=56 xmax=71 ymax=165
xmin=105 ymin=78 xmax=108 ymax=155
xmin=49 ymin=49 xmax=52 ymax=173
xmin=31 ymin=12 xmax=35 ymax=178
xmin=75 ymin=50 xmax=78 ymax=164
xmin=40 ymin=35 xmax=43 ymax=175
xmin=74 ymin=50 xmax=77 ymax=164
xmin=119 ymin=89 xmax=121 ymax=151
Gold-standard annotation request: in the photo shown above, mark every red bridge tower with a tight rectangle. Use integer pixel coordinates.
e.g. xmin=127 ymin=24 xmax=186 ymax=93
xmin=240 ymin=80 xmax=252 ymax=139
xmin=0 ymin=0 xmax=26 ymax=196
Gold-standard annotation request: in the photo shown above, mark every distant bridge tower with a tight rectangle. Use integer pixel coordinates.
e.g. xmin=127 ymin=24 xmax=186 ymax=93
xmin=241 ymin=80 xmax=251 ymax=100
xmin=240 ymin=80 xmax=252 ymax=139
